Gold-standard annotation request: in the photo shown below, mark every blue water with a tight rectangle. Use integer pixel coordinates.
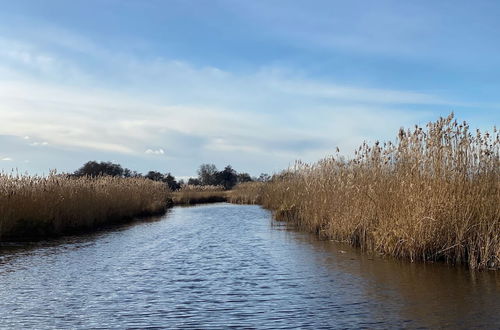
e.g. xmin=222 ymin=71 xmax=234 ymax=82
xmin=0 ymin=203 xmax=499 ymax=328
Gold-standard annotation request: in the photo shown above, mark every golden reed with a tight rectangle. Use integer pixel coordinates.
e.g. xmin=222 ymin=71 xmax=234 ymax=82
xmin=172 ymin=185 xmax=227 ymax=205
xmin=0 ymin=174 xmax=169 ymax=240
xmin=231 ymin=115 xmax=499 ymax=270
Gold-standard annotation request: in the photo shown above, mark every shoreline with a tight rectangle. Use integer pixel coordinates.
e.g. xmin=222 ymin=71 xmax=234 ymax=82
xmin=0 ymin=192 xmax=231 ymax=243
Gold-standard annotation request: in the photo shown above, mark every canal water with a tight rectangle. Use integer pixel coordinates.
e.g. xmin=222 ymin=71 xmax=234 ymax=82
xmin=0 ymin=203 xmax=499 ymax=329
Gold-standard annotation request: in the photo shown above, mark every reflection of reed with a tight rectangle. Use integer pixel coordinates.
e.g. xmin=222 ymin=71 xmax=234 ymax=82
xmin=283 ymin=224 xmax=500 ymax=328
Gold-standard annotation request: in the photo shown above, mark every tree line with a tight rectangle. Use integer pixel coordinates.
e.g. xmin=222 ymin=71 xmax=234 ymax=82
xmin=72 ymin=161 xmax=271 ymax=191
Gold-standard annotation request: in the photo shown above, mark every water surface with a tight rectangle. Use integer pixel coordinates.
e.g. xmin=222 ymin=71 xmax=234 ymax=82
xmin=0 ymin=203 xmax=499 ymax=328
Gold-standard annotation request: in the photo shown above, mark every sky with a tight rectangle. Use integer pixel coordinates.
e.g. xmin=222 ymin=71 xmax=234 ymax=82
xmin=0 ymin=0 xmax=499 ymax=177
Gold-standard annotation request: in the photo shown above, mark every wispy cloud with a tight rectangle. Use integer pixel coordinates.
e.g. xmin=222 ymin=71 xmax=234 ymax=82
xmin=29 ymin=141 xmax=49 ymax=146
xmin=145 ymin=148 xmax=165 ymax=155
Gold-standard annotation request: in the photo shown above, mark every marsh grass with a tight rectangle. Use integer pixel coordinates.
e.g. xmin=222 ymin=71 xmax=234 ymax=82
xmin=173 ymin=185 xmax=228 ymax=205
xmin=0 ymin=174 xmax=169 ymax=241
xmin=231 ymin=114 xmax=500 ymax=270
xmin=229 ymin=182 xmax=266 ymax=205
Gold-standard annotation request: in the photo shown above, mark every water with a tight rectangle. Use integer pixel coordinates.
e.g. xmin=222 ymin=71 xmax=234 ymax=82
xmin=0 ymin=203 xmax=499 ymax=329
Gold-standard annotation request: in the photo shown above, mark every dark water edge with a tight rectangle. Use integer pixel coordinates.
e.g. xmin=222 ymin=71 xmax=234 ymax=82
xmin=0 ymin=203 xmax=499 ymax=329
xmin=0 ymin=206 xmax=171 ymax=242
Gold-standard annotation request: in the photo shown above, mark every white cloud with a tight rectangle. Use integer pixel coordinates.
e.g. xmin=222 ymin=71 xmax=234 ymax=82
xmin=1 ymin=157 xmax=12 ymax=161
xmin=29 ymin=141 xmax=49 ymax=146
xmin=270 ymin=79 xmax=450 ymax=105
xmin=145 ymin=148 xmax=165 ymax=155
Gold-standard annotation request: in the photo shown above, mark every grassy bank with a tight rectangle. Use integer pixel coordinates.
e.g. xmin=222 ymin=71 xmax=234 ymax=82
xmin=229 ymin=182 xmax=266 ymax=205
xmin=230 ymin=115 xmax=500 ymax=270
xmin=172 ymin=185 xmax=228 ymax=205
xmin=0 ymin=174 xmax=170 ymax=241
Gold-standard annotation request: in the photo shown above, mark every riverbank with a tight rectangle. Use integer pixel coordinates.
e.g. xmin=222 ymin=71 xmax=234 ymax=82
xmin=171 ymin=190 xmax=228 ymax=205
xmin=0 ymin=175 xmax=169 ymax=241
xmin=0 ymin=173 xmax=238 ymax=242
xmin=230 ymin=115 xmax=500 ymax=270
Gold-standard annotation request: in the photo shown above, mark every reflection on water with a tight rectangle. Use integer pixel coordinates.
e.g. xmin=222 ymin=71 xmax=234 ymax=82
xmin=0 ymin=203 xmax=498 ymax=329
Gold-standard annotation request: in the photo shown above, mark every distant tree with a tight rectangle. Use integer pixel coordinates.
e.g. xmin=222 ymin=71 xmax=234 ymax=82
xmin=129 ymin=170 xmax=143 ymax=178
xmin=188 ymin=178 xmax=201 ymax=185
xmin=164 ymin=173 xmax=180 ymax=191
xmin=145 ymin=171 xmax=164 ymax=182
xmin=257 ymin=173 xmax=271 ymax=182
xmin=216 ymin=165 xmax=238 ymax=190
xmin=145 ymin=171 xmax=180 ymax=190
xmin=74 ymin=161 xmax=124 ymax=177
xmin=197 ymin=164 xmax=218 ymax=185
xmin=237 ymin=172 xmax=253 ymax=183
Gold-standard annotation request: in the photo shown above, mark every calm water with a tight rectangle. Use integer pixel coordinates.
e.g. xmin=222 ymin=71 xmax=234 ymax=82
xmin=0 ymin=203 xmax=499 ymax=329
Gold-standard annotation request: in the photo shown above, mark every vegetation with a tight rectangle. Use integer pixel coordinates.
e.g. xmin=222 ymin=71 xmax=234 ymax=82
xmin=231 ymin=115 xmax=500 ymax=270
xmin=0 ymin=174 xmax=169 ymax=240
xmin=0 ymin=158 xmax=261 ymax=241
xmin=229 ymin=182 xmax=266 ymax=205
xmin=145 ymin=171 xmax=181 ymax=191
xmin=74 ymin=161 xmax=127 ymax=177
xmin=73 ymin=161 xmax=181 ymax=190
xmin=194 ymin=164 xmax=255 ymax=190
xmin=172 ymin=185 xmax=228 ymax=205
xmin=73 ymin=161 xmax=263 ymax=192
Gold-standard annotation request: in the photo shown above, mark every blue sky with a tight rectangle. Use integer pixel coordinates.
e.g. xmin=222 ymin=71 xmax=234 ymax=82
xmin=0 ymin=0 xmax=499 ymax=177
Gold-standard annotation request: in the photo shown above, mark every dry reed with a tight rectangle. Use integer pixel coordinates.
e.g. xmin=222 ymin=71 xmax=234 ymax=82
xmin=231 ymin=114 xmax=500 ymax=270
xmin=173 ymin=185 xmax=228 ymax=205
xmin=229 ymin=182 xmax=266 ymax=205
xmin=0 ymin=174 xmax=170 ymax=240
xmin=179 ymin=184 xmax=225 ymax=192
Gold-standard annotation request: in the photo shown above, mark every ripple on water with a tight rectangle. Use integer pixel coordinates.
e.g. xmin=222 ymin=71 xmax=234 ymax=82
xmin=0 ymin=203 xmax=499 ymax=329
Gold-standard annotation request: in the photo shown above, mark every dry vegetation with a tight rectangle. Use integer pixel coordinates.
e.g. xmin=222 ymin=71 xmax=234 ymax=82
xmin=0 ymin=174 xmax=169 ymax=240
xmin=229 ymin=182 xmax=266 ymax=205
xmin=172 ymin=185 xmax=228 ymax=205
xmin=231 ymin=115 xmax=500 ymax=270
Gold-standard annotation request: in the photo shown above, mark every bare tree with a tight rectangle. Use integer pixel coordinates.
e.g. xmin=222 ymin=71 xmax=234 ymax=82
xmin=197 ymin=164 xmax=218 ymax=185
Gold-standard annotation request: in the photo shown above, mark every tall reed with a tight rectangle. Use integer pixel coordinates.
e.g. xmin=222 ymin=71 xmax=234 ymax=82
xmin=0 ymin=174 xmax=170 ymax=240
xmin=232 ymin=114 xmax=500 ymax=270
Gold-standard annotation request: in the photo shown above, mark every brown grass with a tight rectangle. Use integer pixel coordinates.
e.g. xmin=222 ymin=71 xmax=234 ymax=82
xmin=229 ymin=182 xmax=266 ymax=204
xmin=231 ymin=114 xmax=500 ymax=270
xmin=173 ymin=185 xmax=228 ymax=205
xmin=0 ymin=174 xmax=170 ymax=240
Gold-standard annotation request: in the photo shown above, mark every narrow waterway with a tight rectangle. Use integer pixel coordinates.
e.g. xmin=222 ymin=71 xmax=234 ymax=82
xmin=0 ymin=203 xmax=499 ymax=329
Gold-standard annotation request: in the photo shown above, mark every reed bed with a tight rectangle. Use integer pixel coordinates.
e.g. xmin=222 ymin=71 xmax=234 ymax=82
xmin=173 ymin=185 xmax=228 ymax=205
xmin=232 ymin=115 xmax=500 ymax=270
xmin=0 ymin=174 xmax=170 ymax=240
xmin=229 ymin=182 xmax=266 ymax=205
xmin=179 ymin=184 xmax=225 ymax=192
